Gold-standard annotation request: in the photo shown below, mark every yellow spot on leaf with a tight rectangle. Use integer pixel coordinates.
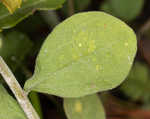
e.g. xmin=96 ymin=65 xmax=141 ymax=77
xmin=125 ymin=42 xmax=128 ymax=46
xmin=88 ymin=40 xmax=96 ymax=53
xmin=75 ymin=101 xmax=82 ymax=113
xmin=96 ymin=65 xmax=100 ymax=71
xmin=72 ymin=54 xmax=79 ymax=60
xmin=2 ymin=0 xmax=22 ymax=14
xmin=78 ymin=43 xmax=82 ymax=47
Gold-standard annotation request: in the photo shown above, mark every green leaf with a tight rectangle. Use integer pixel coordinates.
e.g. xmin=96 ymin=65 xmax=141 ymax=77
xmin=101 ymin=0 xmax=144 ymax=21
xmin=0 ymin=0 xmax=65 ymax=30
xmin=64 ymin=94 xmax=105 ymax=119
xmin=1 ymin=0 xmax=22 ymax=14
xmin=24 ymin=12 xmax=137 ymax=97
xmin=100 ymin=1 xmax=114 ymax=16
xmin=0 ymin=84 xmax=27 ymax=119
xmin=120 ymin=62 xmax=150 ymax=101
xmin=0 ymin=31 xmax=33 ymax=70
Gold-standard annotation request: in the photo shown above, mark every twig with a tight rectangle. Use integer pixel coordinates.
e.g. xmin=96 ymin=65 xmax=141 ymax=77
xmin=0 ymin=56 xmax=40 ymax=119
xmin=138 ymin=18 xmax=150 ymax=35
xmin=40 ymin=10 xmax=60 ymax=28
xmin=68 ymin=0 xmax=75 ymax=16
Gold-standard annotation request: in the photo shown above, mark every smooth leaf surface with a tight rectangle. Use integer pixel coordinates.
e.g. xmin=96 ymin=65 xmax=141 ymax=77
xmin=120 ymin=62 xmax=150 ymax=101
xmin=0 ymin=31 xmax=32 ymax=70
xmin=1 ymin=0 xmax=22 ymax=14
xmin=0 ymin=84 xmax=27 ymax=119
xmin=24 ymin=12 xmax=137 ymax=97
xmin=0 ymin=0 xmax=65 ymax=30
xmin=64 ymin=94 xmax=105 ymax=119
xmin=101 ymin=0 xmax=144 ymax=21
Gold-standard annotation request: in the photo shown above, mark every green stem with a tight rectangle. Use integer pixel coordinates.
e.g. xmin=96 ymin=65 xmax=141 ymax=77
xmin=0 ymin=56 xmax=40 ymax=119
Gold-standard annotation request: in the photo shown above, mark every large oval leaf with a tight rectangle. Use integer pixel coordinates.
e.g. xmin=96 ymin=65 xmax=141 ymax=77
xmin=24 ymin=12 xmax=137 ymax=97
xmin=64 ymin=94 xmax=105 ymax=119
xmin=0 ymin=0 xmax=65 ymax=30
xmin=0 ymin=84 xmax=27 ymax=119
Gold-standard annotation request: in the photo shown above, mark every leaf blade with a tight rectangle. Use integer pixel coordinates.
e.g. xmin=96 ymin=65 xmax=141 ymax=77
xmin=0 ymin=0 xmax=65 ymax=30
xmin=0 ymin=84 xmax=27 ymax=119
xmin=24 ymin=12 xmax=137 ymax=97
xmin=64 ymin=94 xmax=105 ymax=119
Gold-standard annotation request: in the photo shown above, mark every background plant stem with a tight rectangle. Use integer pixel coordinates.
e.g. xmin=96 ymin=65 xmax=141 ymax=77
xmin=68 ymin=0 xmax=75 ymax=16
xmin=0 ymin=56 xmax=40 ymax=119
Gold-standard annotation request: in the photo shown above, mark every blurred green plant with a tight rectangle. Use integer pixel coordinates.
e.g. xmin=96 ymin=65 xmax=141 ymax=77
xmin=100 ymin=0 xmax=144 ymax=21
xmin=62 ymin=0 xmax=91 ymax=16
xmin=0 ymin=31 xmax=32 ymax=70
xmin=120 ymin=61 xmax=150 ymax=102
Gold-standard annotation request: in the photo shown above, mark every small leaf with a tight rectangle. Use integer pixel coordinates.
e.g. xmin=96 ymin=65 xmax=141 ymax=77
xmin=24 ymin=12 xmax=137 ymax=97
xmin=0 ymin=0 xmax=65 ymax=30
xmin=1 ymin=0 xmax=22 ymax=14
xmin=101 ymin=0 xmax=144 ymax=21
xmin=64 ymin=94 xmax=105 ymax=119
xmin=0 ymin=84 xmax=27 ymax=119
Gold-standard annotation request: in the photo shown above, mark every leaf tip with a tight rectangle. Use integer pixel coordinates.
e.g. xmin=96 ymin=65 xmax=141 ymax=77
xmin=2 ymin=0 xmax=22 ymax=14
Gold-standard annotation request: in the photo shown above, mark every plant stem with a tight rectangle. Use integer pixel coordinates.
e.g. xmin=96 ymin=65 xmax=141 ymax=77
xmin=68 ymin=0 xmax=75 ymax=16
xmin=40 ymin=10 xmax=60 ymax=28
xmin=138 ymin=18 xmax=150 ymax=35
xmin=0 ymin=56 xmax=40 ymax=119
